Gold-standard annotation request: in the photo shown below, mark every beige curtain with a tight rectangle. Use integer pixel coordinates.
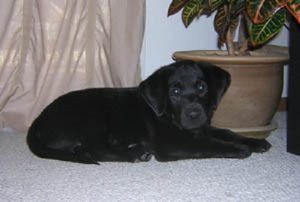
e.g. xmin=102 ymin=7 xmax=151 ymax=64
xmin=0 ymin=0 xmax=145 ymax=132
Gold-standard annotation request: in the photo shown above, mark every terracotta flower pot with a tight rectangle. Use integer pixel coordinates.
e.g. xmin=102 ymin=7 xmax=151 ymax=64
xmin=173 ymin=46 xmax=289 ymax=138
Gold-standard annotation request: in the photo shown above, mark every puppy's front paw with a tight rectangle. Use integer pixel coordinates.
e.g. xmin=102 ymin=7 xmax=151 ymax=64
xmin=138 ymin=152 xmax=152 ymax=162
xmin=128 ymin=143 xmax=152 ymax=162
xmin=226 ymin=145 xmax=252 ymax=159
xmin=248 ymin=139 xmax=272 ymax=153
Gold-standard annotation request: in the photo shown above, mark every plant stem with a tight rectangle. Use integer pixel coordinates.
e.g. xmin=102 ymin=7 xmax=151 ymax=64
xmin=237 ymin=13 xmax=248 ymax=55
xmin=239 ymin=39 xmax=249 ymax=54
xmin=226 ymin=29 xmax=235 ymax=56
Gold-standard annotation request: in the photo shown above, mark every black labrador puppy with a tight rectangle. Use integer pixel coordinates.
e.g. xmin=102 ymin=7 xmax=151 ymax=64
xmin=27 ymin=60 xmax=271 ymax=164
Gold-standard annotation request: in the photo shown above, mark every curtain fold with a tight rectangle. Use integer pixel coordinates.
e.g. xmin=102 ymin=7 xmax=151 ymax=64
xmin=0 ymin=0 xmax=145 ymax=132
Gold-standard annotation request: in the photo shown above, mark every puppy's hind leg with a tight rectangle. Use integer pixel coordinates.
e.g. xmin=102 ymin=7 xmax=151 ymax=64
xmin=70 ymin=143 xmax=99 ymax=165
xmin=27 ymin=131 xmax=99 ymax=165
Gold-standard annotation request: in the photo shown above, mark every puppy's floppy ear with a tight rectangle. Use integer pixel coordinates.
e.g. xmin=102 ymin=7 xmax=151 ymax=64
xmin=199 ymin=62 xmax=231 ymax=108
xmin=139 ymin=65 xmax=174 ymax=116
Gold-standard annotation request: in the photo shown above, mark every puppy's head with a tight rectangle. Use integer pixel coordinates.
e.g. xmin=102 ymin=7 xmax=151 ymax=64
xmin=139 ymin=60 xmax=230 ymax=130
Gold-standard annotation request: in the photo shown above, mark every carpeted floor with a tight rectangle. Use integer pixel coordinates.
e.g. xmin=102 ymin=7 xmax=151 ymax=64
xmin=0 ymin=112 xmax=299 ymax=202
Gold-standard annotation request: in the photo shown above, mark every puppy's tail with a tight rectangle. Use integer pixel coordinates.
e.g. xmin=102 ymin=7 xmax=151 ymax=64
xmin=27 ymin=120 xmax=99 ymax=165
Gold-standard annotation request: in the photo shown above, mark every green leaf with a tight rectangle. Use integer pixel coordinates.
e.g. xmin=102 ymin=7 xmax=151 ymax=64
xmin=228 ymin=16 xmax=240 ymax=37
xmin=182 ymin=0 xmax=206 ymax=27
xmin=168 ymin=0 xmax=190 ymax=16
xmin=247 ymin=8 xmax=286 ymax=46
xmin=247 ymin=0 xmax=287 ymax=24
xmin=214 ymin=1 xmax=245 ymax=42
xmin=207 ymin=0 xmax=226 ymax=11
xmin=229 ymin=0 xmax=246 ymax=17
xmin=287 ymin=0 xmax=300 ymax=23
xmin=214 ymin=5 xmax=240 ymax=45
xmin=214 ymin=6 xmax=228 ymax=42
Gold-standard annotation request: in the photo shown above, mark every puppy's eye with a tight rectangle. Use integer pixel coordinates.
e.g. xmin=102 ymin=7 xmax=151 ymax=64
xmin=196 ymin=82 xmax=207 ymax=94
xmin=171 ymin=88 xmax=181 ymax=96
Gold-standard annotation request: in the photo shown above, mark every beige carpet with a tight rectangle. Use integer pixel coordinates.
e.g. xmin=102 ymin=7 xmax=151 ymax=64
xmin=0 ymin=113 xmax=299 ymax=202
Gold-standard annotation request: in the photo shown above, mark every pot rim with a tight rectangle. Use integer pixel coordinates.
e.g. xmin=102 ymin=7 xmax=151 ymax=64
xmin=173 ymin=50 xmax=289 ymax=65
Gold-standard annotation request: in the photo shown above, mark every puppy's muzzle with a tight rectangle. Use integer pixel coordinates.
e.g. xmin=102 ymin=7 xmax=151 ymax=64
xmin=181 ymin=105 xmax=208 ymax=130
xmin=185 ymin=109 xmax=201 ymax=120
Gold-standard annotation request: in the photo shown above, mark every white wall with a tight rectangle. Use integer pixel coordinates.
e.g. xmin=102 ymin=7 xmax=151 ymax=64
xmin=142 ymin=1 xmax=289 ymax=96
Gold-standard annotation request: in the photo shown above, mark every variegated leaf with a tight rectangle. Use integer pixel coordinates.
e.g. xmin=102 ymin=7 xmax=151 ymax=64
xmin=214 ymin=5 xmax=240 ymax=45
xmin=247 ymin=8 xmax=286 ymax=46
xmin=214 ymin=6 xmax=228 ymax=43
xmin=228 ymin=17 xmax=239 ymax=36
xmin=247 ymin=0 xmax=287 ymax=23
xmin=287 ymin=0 xmax=300 ymax=23
xmin=207 ymin=0 xmax=226 ymax=11
xmin=182 ymin=0 xmax=205 ymax=27
xmin=229 ymin=0 xmax=246 ymax=17
xmin=168 ymin=0 xmax=190 ymax=16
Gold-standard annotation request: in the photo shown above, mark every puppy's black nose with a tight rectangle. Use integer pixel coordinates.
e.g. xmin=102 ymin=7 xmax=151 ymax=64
xmin=187 ymin=111 xmax=200 ymax=119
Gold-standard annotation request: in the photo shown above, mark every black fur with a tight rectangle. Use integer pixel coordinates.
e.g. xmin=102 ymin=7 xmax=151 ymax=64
xmin=27 ymin=60 xmax=271 ymax=164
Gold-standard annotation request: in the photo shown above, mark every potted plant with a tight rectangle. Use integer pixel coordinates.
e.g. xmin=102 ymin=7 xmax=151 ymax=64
xmin=168 ymin=0 xmax=300 ymax=138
